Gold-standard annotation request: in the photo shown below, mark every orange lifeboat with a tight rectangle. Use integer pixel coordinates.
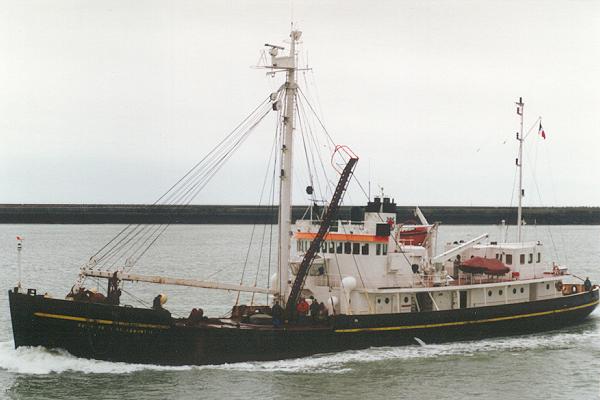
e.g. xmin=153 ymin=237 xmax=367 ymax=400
xmin=397 ymin=223 xmax=429 ymax=246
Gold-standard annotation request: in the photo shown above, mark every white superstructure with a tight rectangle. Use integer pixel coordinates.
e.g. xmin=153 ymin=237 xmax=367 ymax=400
xmin=288 ymin=98 xmax=575 ymax=316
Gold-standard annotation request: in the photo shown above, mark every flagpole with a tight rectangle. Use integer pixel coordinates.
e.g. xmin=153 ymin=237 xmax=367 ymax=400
xmin=17 ymin=236 xmax=23 ymax=292
xmin=516 ymin=97 xmax=524 ymax=242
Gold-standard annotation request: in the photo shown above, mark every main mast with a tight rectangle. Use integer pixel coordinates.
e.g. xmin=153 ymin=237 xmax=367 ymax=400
xmin=516 ymin=97 xmax=524 ymax=242
xmin=276 ymin=30 xmax=301 ymax=305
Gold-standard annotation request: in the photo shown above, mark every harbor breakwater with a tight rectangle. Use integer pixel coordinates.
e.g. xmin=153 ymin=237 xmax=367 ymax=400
xmin=0 ymin=204 xmax=599 ymax=225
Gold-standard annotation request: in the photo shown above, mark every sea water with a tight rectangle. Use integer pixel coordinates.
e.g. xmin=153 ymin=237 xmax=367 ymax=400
xmin=0 ymin=224 xmax=599 ymax=400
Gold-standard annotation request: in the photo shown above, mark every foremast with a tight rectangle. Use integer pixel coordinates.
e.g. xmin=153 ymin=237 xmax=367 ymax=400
xmin=275 ymin=30 xmax=302 ymax=305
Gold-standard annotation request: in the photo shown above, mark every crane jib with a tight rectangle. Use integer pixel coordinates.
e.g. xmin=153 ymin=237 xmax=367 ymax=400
xmin=285 ymin=156 xmax=359 ymax=318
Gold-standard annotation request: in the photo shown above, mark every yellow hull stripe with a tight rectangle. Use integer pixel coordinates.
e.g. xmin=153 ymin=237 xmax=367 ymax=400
xmin=334 ymin=300 xmax=599 ymax=333
xmin=33 ymin=312 xmax=170 ymax=330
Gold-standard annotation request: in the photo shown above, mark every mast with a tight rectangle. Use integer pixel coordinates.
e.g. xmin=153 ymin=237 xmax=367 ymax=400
xmin=276 ymin=30 xmax=301 ymax=305
xmin=516 ymin=97 xmax=524 ymax=242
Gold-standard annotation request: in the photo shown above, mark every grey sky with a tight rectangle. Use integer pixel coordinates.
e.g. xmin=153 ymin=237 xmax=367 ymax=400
xmin=0 ymin=0 xmax=598 ymax=207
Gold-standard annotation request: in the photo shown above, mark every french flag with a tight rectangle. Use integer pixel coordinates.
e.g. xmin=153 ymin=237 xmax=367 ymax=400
xmin=538 ymin=122 xmax=546 ymax=140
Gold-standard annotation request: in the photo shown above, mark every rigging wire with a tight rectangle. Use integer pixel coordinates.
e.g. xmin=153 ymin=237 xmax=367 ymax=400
xmin=95 ymin=105 xmax=272 ymax=269
xmin=89 ymin=96 xmax=273 ymax=261
xmin=235 ymin=116 xmax=280 ymax=305
xmin=85 ymin=91 xmax=282 ymax=280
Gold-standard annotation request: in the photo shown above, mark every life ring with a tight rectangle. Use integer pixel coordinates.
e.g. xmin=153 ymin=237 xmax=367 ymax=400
xmin=571 ymin=285 xmax=578 ymax=294
xmin=555 ymin=281 xmax=563 ymax=292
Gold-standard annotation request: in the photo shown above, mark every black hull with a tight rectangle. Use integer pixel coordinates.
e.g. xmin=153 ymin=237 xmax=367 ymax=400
xmin=8 ymin=288 xmax=598 ymax=366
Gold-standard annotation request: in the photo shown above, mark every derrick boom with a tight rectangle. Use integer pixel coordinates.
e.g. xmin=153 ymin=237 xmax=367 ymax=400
xmin=285 ymin=152 xmax=358 ymax=318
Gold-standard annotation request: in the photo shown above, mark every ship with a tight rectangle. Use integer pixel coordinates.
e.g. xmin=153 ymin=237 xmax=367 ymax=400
xmin=8 ymin=30 xmax=598 ymax=366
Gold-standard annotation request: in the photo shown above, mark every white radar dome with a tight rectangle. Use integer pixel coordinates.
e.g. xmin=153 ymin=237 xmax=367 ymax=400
xmin=341 ymin=276 xmax=357 ymax=292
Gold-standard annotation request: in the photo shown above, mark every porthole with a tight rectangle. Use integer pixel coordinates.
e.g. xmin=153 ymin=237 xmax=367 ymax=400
xmin=499 ymin=290 xmax=503 ymax=296
xmin=404 ymin=296 xmax=409 ymax=303
xmin=385 ymin=297 xmax=390 ymax=304
xmin=377 ymin=299 xmax=381 ymax=304
xmin=513 ymin=288 xmax=517 ymax=294
xmin=520 ymin=287 xmax=524 ymax=293
xmin=488 ymin=290 xmax=492 ymax=296
xmin=546 ymin=284 xmax=550 ymax=290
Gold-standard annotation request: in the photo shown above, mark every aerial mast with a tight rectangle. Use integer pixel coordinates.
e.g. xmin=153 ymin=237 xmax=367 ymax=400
xmin=516 ymin=97 xmax=524 ymax=242
xmin=274 ymin=29 xmax=301 ymax=305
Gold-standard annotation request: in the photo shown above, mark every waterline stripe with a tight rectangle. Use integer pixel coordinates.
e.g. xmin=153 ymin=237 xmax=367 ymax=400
xmin=334 ymin=300 xmax=599 ymax=333
xmin=33 ymin=312 xmax=170 ymax=330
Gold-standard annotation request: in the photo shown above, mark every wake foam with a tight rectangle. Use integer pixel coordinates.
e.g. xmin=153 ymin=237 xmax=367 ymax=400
xmin=1 ymin=326 xmax=597 ymax=375
xmin=213 ymin=328 xmax=599 ymax=373
xmin=0 ymin=341 xmax=190 ymax=375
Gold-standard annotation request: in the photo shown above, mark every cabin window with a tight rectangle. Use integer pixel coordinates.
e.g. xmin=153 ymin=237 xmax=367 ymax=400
xmin=361 ymin=243 xmax=369 ymax=255
xmin=382 ymin=244 xmax=388 ymax=256
xmin=537 ymin=252 xmax=541 ymax=263
xmin=546 ymin=283 xmax=550 ymax=290
xmin=352 ymin=243 xmax=360 ymax=255
xmin=336 ymin=242 xmax=343 ymax=254
xmin=384 ymin=297 xmax=390 ymax=304
xmin=404 ymin=296 xmax=409 ymax=303
xmin=495 ymin=253 xmax=500 ymax=260
xmin=520 ymin=287 xmax=524 ymax=293
xmin=506 ymin=254 xmax=513 ymax=265
xmin=488 ymin=290 xmax=492 ymax=297
xmin=513 ymin=288 xmax=517 ymax=294
xmin=376 ymin=244 xmax=381 ymax=255
xmin=329 ymin=242 xmax=335 ymax=253
xmin=344 ymin=242 xmax=352 ymax=254
xmin=297 ymin=241 xmax=301 ymax=251
xmin=499 ymin=289 xmax=503 ymax=296
xmin=528 ymin=253 xmax=533 ymax=264
xmin=520 ymin=254 xmax=525 ymax=265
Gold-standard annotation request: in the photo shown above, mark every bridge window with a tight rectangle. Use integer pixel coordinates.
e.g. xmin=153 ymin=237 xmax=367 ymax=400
xmin=352 ymin=243 xmax=360 ymax=255
xmin=329 ymin=241 xmax=335 ymax=253
xmin=336 ymin=242 xmax=343 ymax=254
xmin=528 ymin=253 xmax=533 ymax=264
xmin=382 ymin=244 xmax=388 ymax=255
xmin=321 ymin=241 xmax=327 ymax=253
xmin=361 ymin=243 xmax=369 ymax=255
xmin=519 ymin=254 xmax=525 ymax=265
xmin=344 ymin=242 xmax=352 ymax=254
xmin=376 ymin=244 xmax=381 ymax=255
xmin=506 ymin=254 xmax=513 ymax=265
